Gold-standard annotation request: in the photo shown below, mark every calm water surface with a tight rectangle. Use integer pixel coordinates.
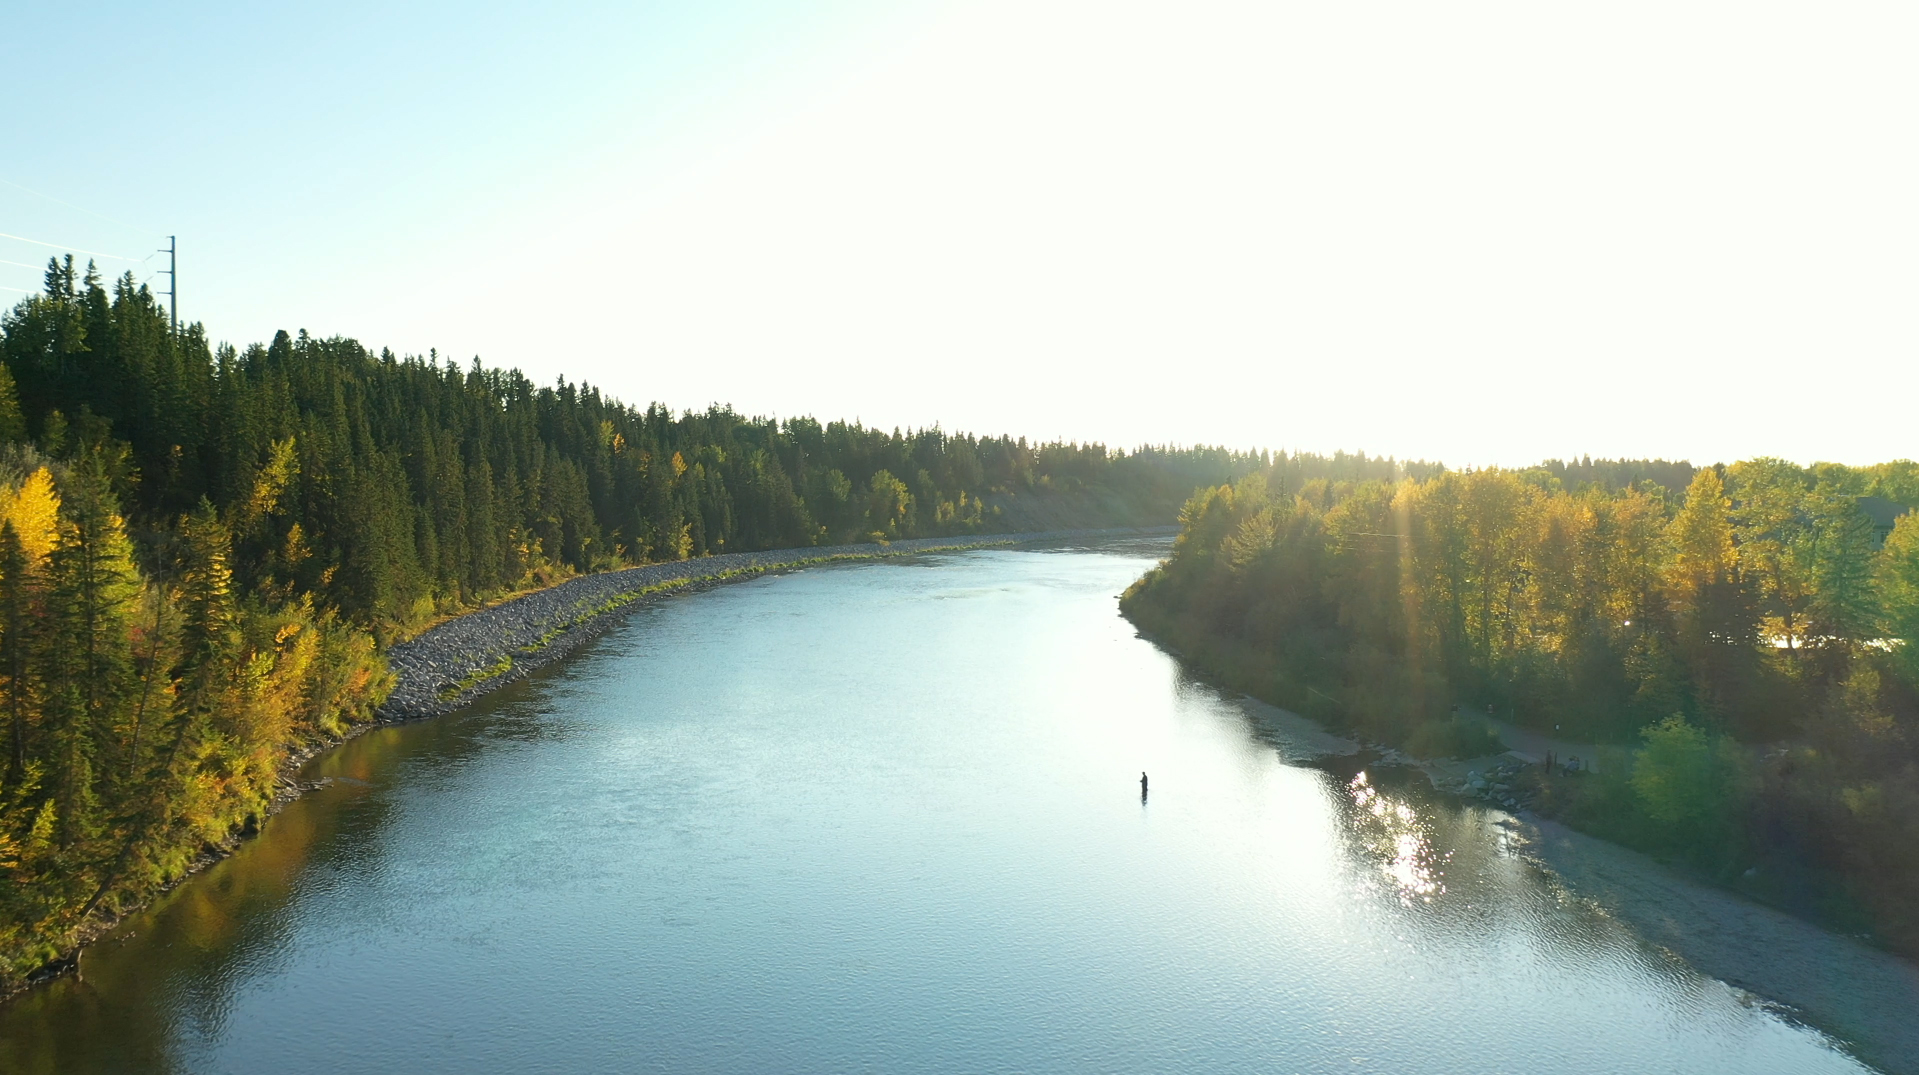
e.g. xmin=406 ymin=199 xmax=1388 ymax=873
xmin=0 ymin=542 xmax=1879 ymax=1073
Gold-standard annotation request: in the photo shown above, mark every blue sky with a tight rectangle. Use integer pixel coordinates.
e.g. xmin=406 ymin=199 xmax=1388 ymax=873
xmin=2 ymin=1 xmax=906 ymax=323
xmin=4 ymin=1 xmax=1915 ymax=467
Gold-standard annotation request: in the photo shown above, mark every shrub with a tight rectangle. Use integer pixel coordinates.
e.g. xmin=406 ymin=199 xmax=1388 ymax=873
xmin=1405 ymin=715 xmax=1504 ymax=759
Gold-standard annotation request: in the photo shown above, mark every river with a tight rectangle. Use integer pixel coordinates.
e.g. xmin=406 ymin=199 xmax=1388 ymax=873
xmin=0 ymin=539 xmax=1890 ymax=1073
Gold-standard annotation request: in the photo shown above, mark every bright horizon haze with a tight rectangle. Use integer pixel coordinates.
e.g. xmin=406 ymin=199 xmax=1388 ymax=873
xmin=3 ymin=1 xmax=1913 ymax=469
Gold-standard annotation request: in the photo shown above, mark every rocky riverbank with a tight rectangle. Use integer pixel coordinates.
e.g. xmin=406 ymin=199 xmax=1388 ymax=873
xmin=4 ymin=527 xmax=1173 ymax=1001
xmin=1219 ymin=687 xmax=1919 ymax=1075
xmin=380 ymin=527 xmax=1175 ymax=722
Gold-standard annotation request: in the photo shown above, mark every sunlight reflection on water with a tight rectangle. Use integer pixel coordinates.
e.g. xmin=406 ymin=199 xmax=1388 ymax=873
xmin=1347 ymin=771 xmax=1448 ymax=905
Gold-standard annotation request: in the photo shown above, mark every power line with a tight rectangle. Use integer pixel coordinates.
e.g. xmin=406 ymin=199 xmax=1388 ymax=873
xmin=1 ymin=239 xmax=177 ymax=312
xmin=0 ymin=232 xmax=139 ymax=262
xmin=0 ymin=176 xmax=160 ymax=236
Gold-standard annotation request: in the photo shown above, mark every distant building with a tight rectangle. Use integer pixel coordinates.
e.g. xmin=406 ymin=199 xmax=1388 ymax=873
xmin=1858 ymin=496 xmax=1913 ymax=548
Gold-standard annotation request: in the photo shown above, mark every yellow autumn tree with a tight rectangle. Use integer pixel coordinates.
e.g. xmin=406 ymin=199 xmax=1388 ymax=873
xmin=0 ymin=467 xmax=62 ymax=567
xmin=1666 ymin=468 xmax=1738 ymax=610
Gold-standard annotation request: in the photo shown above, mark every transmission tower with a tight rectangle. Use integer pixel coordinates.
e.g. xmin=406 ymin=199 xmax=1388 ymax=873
xmin=157 ymin=235 xmax=176 ymax=334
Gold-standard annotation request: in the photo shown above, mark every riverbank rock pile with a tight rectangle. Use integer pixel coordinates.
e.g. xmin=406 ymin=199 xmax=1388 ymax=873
xmin=380 ymin=527 xmax=1174 ymax=722
xmin=1458 ymin=760 xmax=1531 ymax=810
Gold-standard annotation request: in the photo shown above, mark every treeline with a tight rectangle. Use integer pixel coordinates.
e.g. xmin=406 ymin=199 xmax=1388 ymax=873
xmin=1537 ymin=455 xmax=1696 ymax=493
xmin=4 ymin=260 xmax=1275 ymax=640
xmin=0 ymin=257 xmax=1431 ymax=985
xmin=1122 ymin=459 xmax=1919 ymax=953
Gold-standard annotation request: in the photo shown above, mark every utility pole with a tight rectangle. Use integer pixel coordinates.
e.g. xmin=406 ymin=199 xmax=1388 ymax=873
xmin=157 ymin=235 xmax=176 ymax=334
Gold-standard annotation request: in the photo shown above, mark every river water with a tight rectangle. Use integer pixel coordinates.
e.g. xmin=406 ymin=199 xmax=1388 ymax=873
xmin=0 ymin=541 xmax=1886 ymax=1073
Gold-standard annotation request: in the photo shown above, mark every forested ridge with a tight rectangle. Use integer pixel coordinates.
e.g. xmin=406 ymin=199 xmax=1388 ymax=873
xmin=0 ymin=258 xmax=1444 ymax=986
xmin=1122 ymin=458 xmax=1919 ymax=954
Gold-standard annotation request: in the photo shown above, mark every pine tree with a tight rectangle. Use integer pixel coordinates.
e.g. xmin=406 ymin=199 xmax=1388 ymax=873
xmin=0 ymin=365 xmax=25 ymax=444
xmin=1806 ymin=491 xmax=1880 ymax=648
xmin=40 ymin=453 xmax=143 ymax=853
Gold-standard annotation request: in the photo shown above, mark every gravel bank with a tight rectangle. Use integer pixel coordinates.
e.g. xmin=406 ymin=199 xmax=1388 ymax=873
xmin=1188 ymin=685 xmax=1917 ymax=1072
xmin=381 ymin=527 xmax=1176 ymax=721
xmin=1523 ymin=817 xmax=1919 ymax=1075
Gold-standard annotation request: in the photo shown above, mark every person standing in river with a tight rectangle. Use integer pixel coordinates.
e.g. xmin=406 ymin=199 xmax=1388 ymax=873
xmin=1140 ymin=771 xmax=1149 ymax=801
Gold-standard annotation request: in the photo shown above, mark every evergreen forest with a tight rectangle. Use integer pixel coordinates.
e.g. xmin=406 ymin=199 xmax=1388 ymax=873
xmin=1122 ymin=459 xmax=1919 ymax=955
xmin=10 ymin=253 xmax=1909 ymax=989
xmin=0 ymin=258 xmax=1340 ymax=985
